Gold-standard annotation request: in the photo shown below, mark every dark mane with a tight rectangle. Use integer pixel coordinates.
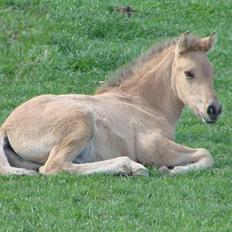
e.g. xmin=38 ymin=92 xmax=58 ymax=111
xmin=96 ymin=37 xmax=178 ymax=93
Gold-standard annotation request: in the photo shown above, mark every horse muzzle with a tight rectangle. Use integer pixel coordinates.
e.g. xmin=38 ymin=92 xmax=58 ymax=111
xmin=205 ymin=101 xmax=222 ymax=123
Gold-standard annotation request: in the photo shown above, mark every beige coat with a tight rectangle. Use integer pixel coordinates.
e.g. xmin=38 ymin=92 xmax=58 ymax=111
xmin=0 ymin=33 xmax=221 ymax=176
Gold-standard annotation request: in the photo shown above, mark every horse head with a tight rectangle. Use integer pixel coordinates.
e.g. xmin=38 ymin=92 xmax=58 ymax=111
xmin=172 ymin=32 xmax=222 ymax=123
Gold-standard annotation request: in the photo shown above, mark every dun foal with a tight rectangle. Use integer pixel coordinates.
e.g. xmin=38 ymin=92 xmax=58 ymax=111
xmin=0 ymin=33 xmax=222 ymax=176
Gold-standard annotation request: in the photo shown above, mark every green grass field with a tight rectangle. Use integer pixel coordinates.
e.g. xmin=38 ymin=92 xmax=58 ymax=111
xmin=0 ymin=0 xmax=232 ymax=231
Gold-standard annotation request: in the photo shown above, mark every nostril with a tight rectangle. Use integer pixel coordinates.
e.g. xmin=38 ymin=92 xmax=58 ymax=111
xmin=207 ymin=104 xmax=216 ymax=117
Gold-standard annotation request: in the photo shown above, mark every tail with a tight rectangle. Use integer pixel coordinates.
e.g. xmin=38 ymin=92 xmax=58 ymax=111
xmin=0 ymin=129 xmax=11 ymax=169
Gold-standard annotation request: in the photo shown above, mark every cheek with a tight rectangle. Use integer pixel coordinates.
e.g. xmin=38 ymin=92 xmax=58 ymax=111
xmin=176 ymin=77 xmax=189 ymax=99
xmin=176 ymin=78 xmax=201 ymax=105
xmin=183 ymin=82 xmax=206 ymax=108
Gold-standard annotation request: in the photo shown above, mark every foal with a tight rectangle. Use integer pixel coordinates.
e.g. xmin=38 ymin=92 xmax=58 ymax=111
xmin=0 ymin=32 xmax=221 ymax=176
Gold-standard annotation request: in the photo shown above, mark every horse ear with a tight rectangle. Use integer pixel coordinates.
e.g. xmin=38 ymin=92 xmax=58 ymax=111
xmin=177 ymin=32 xmax=191 ymax=54
xmin=202 ymin=32 xmax=217 ymax=53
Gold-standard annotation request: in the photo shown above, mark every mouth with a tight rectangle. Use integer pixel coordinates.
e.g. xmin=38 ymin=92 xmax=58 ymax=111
xmin=197 ymin=112 xmax=216 ymax=124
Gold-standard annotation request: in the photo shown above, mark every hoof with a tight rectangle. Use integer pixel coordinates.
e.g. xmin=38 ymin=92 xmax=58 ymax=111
xmin=169 ymin=166 xmax=186 ymax=175
xmin=133 ymin=168 xmax=149 ymax=176
xmin=158 ymin=166 xmax=171 ymax=175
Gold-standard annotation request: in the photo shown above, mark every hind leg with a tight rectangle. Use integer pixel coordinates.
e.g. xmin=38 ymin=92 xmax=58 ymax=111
xmin=40 ymin=143 xmax=148 ymax=176
xmin=39 ymin=135 xmax=148 ymax=176
xmin=63 ymin=157 xmax=148 ymax=176
xmin=39 ymin=115 xmax=148 ymax=176
xmin=39 ymin=112 xmax=93 ymax=174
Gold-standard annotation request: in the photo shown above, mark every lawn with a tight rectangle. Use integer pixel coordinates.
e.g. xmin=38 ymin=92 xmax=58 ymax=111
xmin=0 ymin=0 xmax=232 ymax=231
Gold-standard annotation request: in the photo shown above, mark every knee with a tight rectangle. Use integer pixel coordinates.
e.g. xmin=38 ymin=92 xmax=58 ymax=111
xmin=196 ymin=148 xmax=214 ymax=168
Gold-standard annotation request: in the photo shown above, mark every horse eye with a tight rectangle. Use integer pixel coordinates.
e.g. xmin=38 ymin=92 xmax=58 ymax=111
xmin=184 ymin=71 xmax=194 ymax=79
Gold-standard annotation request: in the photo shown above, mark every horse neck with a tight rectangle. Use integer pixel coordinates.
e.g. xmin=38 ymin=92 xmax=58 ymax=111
xmin=119 ymin=47 xmax=184 ymax=126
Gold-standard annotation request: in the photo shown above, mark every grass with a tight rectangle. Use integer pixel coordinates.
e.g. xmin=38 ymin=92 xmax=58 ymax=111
xmin=0 ymin=0 xmax=232 ymax=231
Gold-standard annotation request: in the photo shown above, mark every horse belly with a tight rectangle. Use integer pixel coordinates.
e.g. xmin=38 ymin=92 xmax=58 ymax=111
xmin=88 ymin=118 xmax=136 ymax=162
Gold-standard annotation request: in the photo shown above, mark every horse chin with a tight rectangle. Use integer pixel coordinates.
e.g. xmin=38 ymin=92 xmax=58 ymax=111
xmin=189 ymin=106 xmax=207 ymax=123
xmin=198 ymin=112 xmax=216 ymax=124
xmin=201 ymin=117 xmax=215 ymax=124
